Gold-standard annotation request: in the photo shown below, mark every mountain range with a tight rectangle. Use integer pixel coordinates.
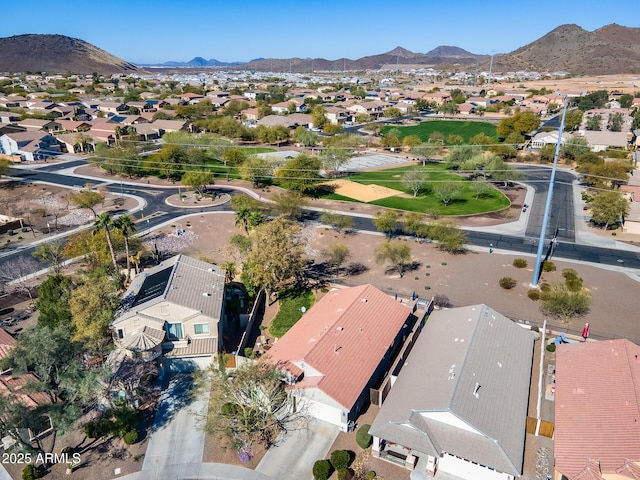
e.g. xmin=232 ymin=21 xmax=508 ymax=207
xmin=1 ymin=24 xmax=640 ymax=75
xmin=0 ymin=34 xmax=139 ymax=74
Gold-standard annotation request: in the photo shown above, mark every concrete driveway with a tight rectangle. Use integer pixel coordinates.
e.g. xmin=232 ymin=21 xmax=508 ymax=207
xmin=141 ymin=373 xmax=209 ymax=475
xmin=256 ymin=417 xmax=340 ymax=480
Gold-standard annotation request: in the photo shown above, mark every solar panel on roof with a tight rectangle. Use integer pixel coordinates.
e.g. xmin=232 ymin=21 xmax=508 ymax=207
xmin=132 ymin=266 xmax=172 ymax=307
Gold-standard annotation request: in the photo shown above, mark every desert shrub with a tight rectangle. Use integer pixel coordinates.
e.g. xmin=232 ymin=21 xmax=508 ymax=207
xmin=367 ymin=471 xmax=377 ymax=480
xmin=331 ymin=450 xmax=351 ymax=471
xmin=124 ymin=429 xmax=138 ymax=445
xmin=338 ymin=468 xmax=352 ymax=480
xmin=546 ymin=343 xmax=556 ymax=352
xmin=499 ymin=277 xmax=517 ymax=289
xmin=565 ymin=276 xmax=583 ymax=292
xmin=542 ymin=261 xmax=556 ymax=272
xmin=6 ymin=229 xmax=14 ymax=236
xmin=313 ymin=459 xmax=331 ymax=480
xmin=356 ymin=424 xmax=372 ymax=449
xmin=221 ymin=402 xmax=238 ymax=417
xmin=22 ymin=465 xmax=40 ymax=480
xmin=540 ymin=282 xmax=551 ymax=291
xmin=513 ymin=258 xmax=528 ymax=268
xmin=527 ymin=289 xmax=541 ymax=301
xmin=244 ymin=347 xmax=256 ymax=359
xmin=562 ymin=268 xmax=578 ymax=280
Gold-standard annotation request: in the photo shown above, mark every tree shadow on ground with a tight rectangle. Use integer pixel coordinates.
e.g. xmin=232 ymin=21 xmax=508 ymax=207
xmin=344 ymin=262 xmax=369 ymax=276
xmin=149 ymin=371 xmax=198 ymax=433
xmin=384 ymin=261 xmax=421 ymax=277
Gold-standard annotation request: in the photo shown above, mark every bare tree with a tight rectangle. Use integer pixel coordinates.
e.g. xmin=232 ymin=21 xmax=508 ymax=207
xmin=401 ymin=169 xmax=429 ymax=197
xmin=0 ymin=257 xmax=41 ymax=300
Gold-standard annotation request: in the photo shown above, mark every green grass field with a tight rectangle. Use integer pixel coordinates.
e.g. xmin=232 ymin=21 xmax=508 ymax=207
xmin=268 ymin=289 xmax=315 ymax=338
xmin=381 ymin=120 xmax=498 ymax=143
xmin=329 ymin=165 xmax=510 ymax=215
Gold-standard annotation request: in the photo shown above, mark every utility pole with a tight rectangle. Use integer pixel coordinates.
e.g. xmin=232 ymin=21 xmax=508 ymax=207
xmin=531 ymin=99 xmax=569 ymax=287
xmin=487 ymin=54 xmax=494 ymax=87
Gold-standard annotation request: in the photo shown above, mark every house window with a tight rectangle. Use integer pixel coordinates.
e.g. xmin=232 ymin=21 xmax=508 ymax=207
xmin=167 ymin=323 xmax=183 ymax=340
xmin=117 ymin=328 xmax=125 ymax=340
xmin=194 ymin=323 xmax=209 ymax=335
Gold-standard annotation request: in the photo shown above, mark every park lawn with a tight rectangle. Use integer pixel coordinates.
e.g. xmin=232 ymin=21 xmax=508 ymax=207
xmin=269 ymin=289 xmax=315 ymax=338
xmin=381 ymin=120 xmax=498 ymax=143
xmin=241 ymin=147 xmax=276 ymax=155
xmin=350 ymin=164 xmax=454 ymax=186
xmin=370 ymin=187 xmax=509 ymax=215
xmin=342 ymin=165 xmax=510 ymax=215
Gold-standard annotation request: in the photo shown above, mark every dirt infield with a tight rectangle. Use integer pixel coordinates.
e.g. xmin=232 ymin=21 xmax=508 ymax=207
xmin=321 ymin=179 xmax=404 ymax=202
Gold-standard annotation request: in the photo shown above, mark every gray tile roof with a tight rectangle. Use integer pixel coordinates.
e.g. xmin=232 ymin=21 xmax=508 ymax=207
xmin=370 ymin=304 xmax=534 ymax=477
xmin=114 ymin=254 xmax=226 ymax=323
xmin=164 ymin=337 xmax=218 ymax=357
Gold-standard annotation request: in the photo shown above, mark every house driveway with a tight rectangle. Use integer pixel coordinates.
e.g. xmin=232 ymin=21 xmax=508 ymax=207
xmin=256 ymin=417 xmax=340 ymax=480
xmin=141 ymin=373 xmax=208 ymax=474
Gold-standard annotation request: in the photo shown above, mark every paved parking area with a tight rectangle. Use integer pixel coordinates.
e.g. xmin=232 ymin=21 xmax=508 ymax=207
xmin=340 ymin=153 xmax=411 ymax=172
xmin=141 ymin=374 xmax=209 ymax=473
xmin=256 ymin=417 xmax=340 ymax=480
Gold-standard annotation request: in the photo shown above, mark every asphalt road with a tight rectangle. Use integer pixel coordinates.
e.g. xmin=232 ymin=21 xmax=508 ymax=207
xmin=520 ymin=165 xmax=576 ymax=242
xmin=2 ymin=162 xmax=640 ymax=276
xmin=1 ymin=167 xmax=234 ymax=273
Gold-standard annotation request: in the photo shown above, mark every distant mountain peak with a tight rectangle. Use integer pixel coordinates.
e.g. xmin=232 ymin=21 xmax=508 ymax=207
xmin=425 ymin=45 xmax=478 ymax=57
xmin=0 ymin=34 xmax=139 ymax=74
xmin=385 ymin=46 xmax=417 ymax=58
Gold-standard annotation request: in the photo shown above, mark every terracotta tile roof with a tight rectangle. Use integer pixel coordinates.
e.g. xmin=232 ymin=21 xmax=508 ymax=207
xmin=266 ymin=285 xmax=411 ymax=411
xmin=555 ymin=339 xmax=640 ymax=479
xmin=0 ymin=328 xmax=15 ymax=360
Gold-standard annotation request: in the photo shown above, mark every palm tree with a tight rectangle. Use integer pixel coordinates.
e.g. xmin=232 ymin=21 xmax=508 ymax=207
xmin=114 ymin=214 xmax=137 ymax=281
xmin=93 ymin=212 xmax=117 ymax=269
xmin=234 ymin=206 xmax=252 ymax=234
xmin=221 ymin=261 xmax=237 ymax=283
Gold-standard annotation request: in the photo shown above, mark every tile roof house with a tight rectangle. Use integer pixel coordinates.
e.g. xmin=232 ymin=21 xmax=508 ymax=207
xmin=111 ymin=254 xmax=226 ymax=372
xmin=266 ymin=285 xmax=414 ymax=431
xmin=554 ymin=339 xmax=640 ymax=480
xmin=0 ymin=131 xmax=61 ymax=161
xmin=0 ymin=329 xmax=54 ymax=443
xmin=370 ymin=304 xmax=535 ymax=480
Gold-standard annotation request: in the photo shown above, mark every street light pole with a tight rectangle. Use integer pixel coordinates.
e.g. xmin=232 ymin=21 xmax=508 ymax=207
xmin=531 ymin=99 xmax=569 ymax=287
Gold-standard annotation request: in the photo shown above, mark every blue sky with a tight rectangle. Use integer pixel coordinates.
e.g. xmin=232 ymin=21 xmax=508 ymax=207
xmin=2 ymin=0 xmax=638 ymax=64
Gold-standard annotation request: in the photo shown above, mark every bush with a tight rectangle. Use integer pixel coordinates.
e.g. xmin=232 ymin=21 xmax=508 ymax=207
xmin=513 ymin=258 xmax=528 ymax=268
xmin=562 ymin=268 xmax=578 ymax=280
xmin=22 ymin=465 xmax=40 ymax=480
xmin=338 ymin=468 xmax=351 ymax=480
xmin=542 ymin=261 xmax=556 ymax=272
xmin=527 ymin=289 xmax=541 ymax=301
xmin=123 ymin=429 xmax=138 ymax=445
xmin=84 ymin=420 xmax=103 ymax=439
xmin=499 ymin=277 xmax=517 ymax=289
xmin=367 ymin=471 xmax=376 ymax=480
xmin=565 ymin=276 xmax=583 ymax=292
xmin=540 ymin=282 xmax=551 ymax=292
xmin=21 ymin=227 xmax=28 ymax=233
xmin=221 ymin=402 xmax=238 ymax=417
xmin=313 ymin=459 xmax=331 ymax=480
xmin=356 ymin=424 xmax=372 ymax=449
xmin=331 ymin=450 xmax=351 ymax=471
xmin=546 ymin=343 xmax=556 ymax=352
xmin=6 ymin=229 xmax=14 ymax=236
